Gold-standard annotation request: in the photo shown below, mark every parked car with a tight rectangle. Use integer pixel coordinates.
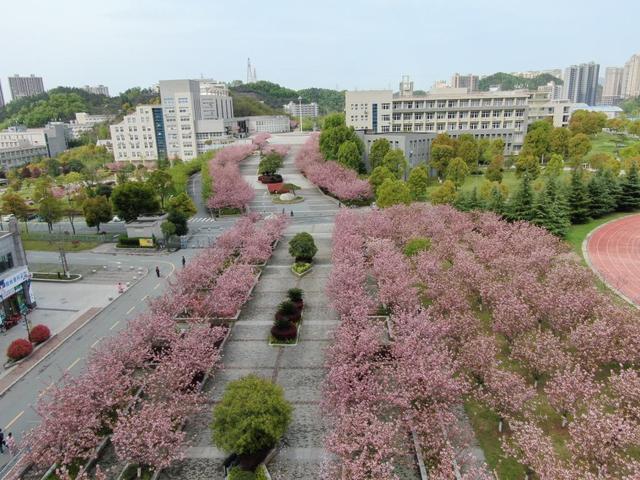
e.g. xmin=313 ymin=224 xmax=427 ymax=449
xmin=110 ymin=215 xmax=123 ymax=223
xmin=1 ymin=214 xmax=15 ymax=222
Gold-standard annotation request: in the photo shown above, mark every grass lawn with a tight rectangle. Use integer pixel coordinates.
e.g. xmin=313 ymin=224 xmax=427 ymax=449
xmin=22 ymin=239 xmax=99 ymax=252
xmin=590 ymin=132 xmax=637 ymax=156
xmin=564 ymin=211 xmax=636 ymax=257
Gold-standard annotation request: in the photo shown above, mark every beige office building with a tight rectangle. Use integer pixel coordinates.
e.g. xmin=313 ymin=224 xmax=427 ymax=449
xmin=345 ymin=76 xmax=529 ymax=155
xmin=602 ymin=67 xmax=624 ymax=105
xmin=622 ymin=53 xmax=640 ymax=99
xmin=526 ymin=91 xmax=573 ymax=128
xmin=110 ymin=105 xmax=165 ymax=165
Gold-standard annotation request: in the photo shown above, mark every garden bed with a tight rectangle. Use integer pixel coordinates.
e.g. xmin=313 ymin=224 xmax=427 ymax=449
xmin=272 ymin=195 xmax=304 ymax=204
xmin=31 ymin=272 xmax=82 ymax=282
xmin=290 ymin=262 xmax=312 ymax=277
xmin=4 ymin=336 xmax=53 ymax=369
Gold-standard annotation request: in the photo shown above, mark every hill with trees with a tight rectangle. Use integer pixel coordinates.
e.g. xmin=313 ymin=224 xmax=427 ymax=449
xmin=478 ymin=72 xmax=563 ymax=91
xmin=0 ymin=86 xmax=159 ymax=129
xmin=230 ymin=81 xmax=344 ymax=115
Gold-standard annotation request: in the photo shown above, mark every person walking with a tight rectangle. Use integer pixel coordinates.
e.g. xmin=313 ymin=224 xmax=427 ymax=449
xmin=182 ymin=256 xmax=186 ymax=268
xmin=0 ymin=428 xmax=5 ymax=454
xmin=155 ymin=266 xmax=160 ymax=278
xmin=5 ymin=432 xmax=15 ymax=456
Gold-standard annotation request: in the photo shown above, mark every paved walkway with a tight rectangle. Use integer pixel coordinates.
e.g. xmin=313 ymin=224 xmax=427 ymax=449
xmin=585 ymin=214 xmax=640 ymax=306
xmin=160 ymin=138 xmax=339 ymax=479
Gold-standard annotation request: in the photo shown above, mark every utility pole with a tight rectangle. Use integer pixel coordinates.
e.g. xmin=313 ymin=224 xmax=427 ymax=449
xmin=59 ymin=246 xmax=69 ymax=278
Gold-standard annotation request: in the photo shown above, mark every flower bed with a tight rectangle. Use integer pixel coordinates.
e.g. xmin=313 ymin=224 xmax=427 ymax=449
xmin=325 ymin=205 xmax=640 ymax=479
xmin=23 ymin=214 xmax=288 ymax=477
xmin=295 ymin=133 xmax=372 ymax=202
xmin=291 ymin=262 xmax=312 ymax=277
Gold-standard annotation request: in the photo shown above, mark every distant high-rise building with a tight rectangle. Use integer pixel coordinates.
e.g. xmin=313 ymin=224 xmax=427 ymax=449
xmin=450 ymin=73 xmax=479 ymax=92
xmin=0 ymin=82 xmax=4 ymax=109
xmin=562 ymin=62 xmax=600 ymax=105
xmin=283 ymin=101 xmax=319 ymax=117
xmin=8 ymin=74 xmax=45 ymax=100
xmin=602 ymin=67 xmax=624 ymax=105
xmin=622 ymin=53 xmax=640 ymax=99
xmin=82 ymin=85 xmax=110 ymax=96
xmin=159 ymin=79 xmax=234 ymax=160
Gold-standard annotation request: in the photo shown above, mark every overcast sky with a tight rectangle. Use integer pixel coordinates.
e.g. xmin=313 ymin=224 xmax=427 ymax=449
xmin=1 ymin=0 xmax=639 ymax=99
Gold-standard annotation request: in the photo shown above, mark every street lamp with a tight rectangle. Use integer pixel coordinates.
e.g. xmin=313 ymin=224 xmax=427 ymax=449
xmin=298 ymin=96 xmax=303 ymax=133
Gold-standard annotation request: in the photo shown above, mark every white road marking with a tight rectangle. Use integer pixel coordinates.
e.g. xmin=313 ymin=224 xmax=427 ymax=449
xmin=110 ymin=320 xmax=120 ymax=330
xmin=5 ymin=410 xmax=24 ymax=429
xmin=66 ymin=357 xmax=81 ymax=371
xmin=126 ymin=306 xmax=135 ymax=314
xmin=91 ymin=339 xmax=101 ymax=348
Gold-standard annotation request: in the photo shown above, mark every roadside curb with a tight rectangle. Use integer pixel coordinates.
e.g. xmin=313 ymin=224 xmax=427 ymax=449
xmin=582 ymin=213 xmax=640 ymax=309
xmin=0 ymin=307 xmax=102 ymax=398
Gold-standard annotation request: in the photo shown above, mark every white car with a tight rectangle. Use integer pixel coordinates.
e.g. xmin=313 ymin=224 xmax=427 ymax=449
xmin=1 ymin=214 xmax=15 ymax=222
xmin=110 ymin=215 xmax=123 ymax=223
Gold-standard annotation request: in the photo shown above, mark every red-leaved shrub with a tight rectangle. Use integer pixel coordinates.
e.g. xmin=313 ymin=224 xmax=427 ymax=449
xmin=30 ymin=325 xmax=51 ymax=344
xmin=7 ymin=338 xmax=33 ymax=360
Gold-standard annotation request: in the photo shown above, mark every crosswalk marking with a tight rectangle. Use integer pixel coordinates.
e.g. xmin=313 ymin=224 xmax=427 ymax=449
xmin=189 ymin=217 xmax=217 ymax=223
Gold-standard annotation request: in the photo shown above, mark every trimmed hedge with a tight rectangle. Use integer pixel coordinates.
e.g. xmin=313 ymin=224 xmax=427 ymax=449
xmin=7 ymin=338 xmax=33 ymax=360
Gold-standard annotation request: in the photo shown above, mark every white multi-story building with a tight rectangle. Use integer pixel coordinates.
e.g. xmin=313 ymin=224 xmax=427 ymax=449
xmin=602 ymin=67 xmax=624 ymax=105
xmin=537 ymin=81 xmax=564 ymax=100
xmin=450 ymin=73 xmax=479 ymax=92
xmin=110 ymin=105 xmax=166 ymax=164
xmin=67 ymin=112 xmax=115 ymax=139
xmin=82 ymin=85 xmax=110 ymax=96
xmin=159 ymin=79 xmax=233 ymax=160
xmin=562 ymin=62 xmax=600 ymax=105
xmin=527 ymin=91 xmax=573 ymax=128
xmin=0 ymin=123 xmax=67 ymax=158
xmin=345 ymin=76 xmax=530 ymax=156
xmin=8 ymin=74 xmax=45 ymax=100
xmin=283 ymin=101 xmax=319 ymax=118
xmin=0 ymin=141 xmax=49 ymax=169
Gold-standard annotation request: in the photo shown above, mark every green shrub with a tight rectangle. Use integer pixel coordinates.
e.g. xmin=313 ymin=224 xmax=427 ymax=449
xmin=288 ymin=232 xmax=317 ymax=262
xmin=402 ymin=237 xmax=432 ymax=257
xmin=277 ymin=300 xmax=297 ymax=316
xmin=212 ymin=375 xmax=292 ymax=456
xmin=287 ymin=288 xmax=303 ymax=302
xmin=227 ymin=466 xmax=256 ymax=480
xmin=255 ymin=465 xmax=269 ymax=480
xmin=292 ymin=262 xmax=312 ymax=275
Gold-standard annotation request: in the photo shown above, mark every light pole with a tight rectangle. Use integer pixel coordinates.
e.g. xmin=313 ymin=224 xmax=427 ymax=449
xmin=298 ymin=96 xmax=303 ymax=133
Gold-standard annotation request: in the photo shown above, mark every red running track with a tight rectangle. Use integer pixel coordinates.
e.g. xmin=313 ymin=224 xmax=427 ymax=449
xmin=587 ymin=214 xmax=640 ymax=305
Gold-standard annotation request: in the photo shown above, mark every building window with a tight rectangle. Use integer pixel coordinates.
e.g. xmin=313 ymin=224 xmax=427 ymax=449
xmin=405 ymin=102 xmax=413 ymax=109
xmin=393 ymin=113 xmax=401 ymax=120
xmin=481 ymin=111 xmax=491 ymax=118
xmin=414 ymin=124 xmax=423 ymax=131
xmin=415 ymin=101 xmax=424 ymax=108
xmin=470 ymin=111 xmax=479 ymax=119
xmin=437 ymin=112 xmax=445 ymax=119
xmin=448 ymin=100 xmax=457 ymax=107
xmin=471 ymin=99 xmax=481 ymax=107
xmin=403 ymin=113 xmax=413 ymax=120
xmin=447 ymin=112 xmax=456 ymax=119
xmin=493 ymin=121 xmax=501 ymax=129
xmin=414 ymin=112 xmax=423 ymax=120
xmin=483 ymin=99 xmax=492 ymax=106
xmin=470 ymin=123 xmax=478 ymax=130
xmin=515 ymin=110 xmax=525 ymax=117
xmin=494 ymin=99 xmax=503 ymax=106
xmin=426 ymin=124 xmax=434 ymax=131
xmin=426 ymin=101 xmax=435 ymax=108
xmin=382 ymin=114 xmax=390 ymax=121
xmin=382 ymin=125 xmax=390 ymax=132
xmin=448 ymin=123 xmax=457 ymax=130
xmin=481 ymin=122 xmax=490 ymax=129
xmin=459 ymin=112 xmax=468 ymax=119
xmin=504 ymin=110 xmax=512 ymax=118
xmin=392 ymin=125 xmax=401 ymax=132
xmin=459 ymin=100 xmax=469 ymax=107
xmin=382 ymin=103 xmax=390 ymax=110
xmin=425 ymin=112 xmax=434 ymax=120
xmin=437 ymin=101 xmax=446 ymax=108
xmin=437 ymin=123 xmax=445 ymax=131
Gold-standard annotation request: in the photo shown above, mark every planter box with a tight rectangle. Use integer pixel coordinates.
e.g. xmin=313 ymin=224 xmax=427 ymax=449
xmin=290 ymin=264 xmax=313 ymax=278
xmin=269 ymin=309 xmax=303 ymax=347
xmin=4 ymin=336 xmax=54 ymax=369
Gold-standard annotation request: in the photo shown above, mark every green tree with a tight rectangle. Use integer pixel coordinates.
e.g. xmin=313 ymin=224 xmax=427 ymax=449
xmin=544 ymin=154 xmax=564 ymax=178
xmin=38 ymin=194 xmax=64 ymax=233
xmin=456 ymin=134 xmax=480 ymax=170
xmin=515 ymin=153 xmax=541 ymax=179
xmin=407 ymin=165 xmax=429 ymax=200
xmin=111 ymin=182 xmax=160 ymax=222
xmin=486 ymin=183 xmax=507 ymax=215
xmin=376 ymin=178 xmax=411 ymax=208
xmin=288 ymin=232 xmax=318 ymax=262
xmin=167 ymin=211 xmax=188 ymax=236
xmin=369 ymin=138 xmax=391 ymax=169
xmin=369 ymin=166 xmax=395 ymax=195
xmin=445 ymin=157 xmax=469 ymax=187
xmin=403 ymin=237 xmax=431 ymax=257
xmin=567 ymin=133 xmax=592 ymax=166
xmin=161 ymin=220 xmax=176 ymax=243
xmin=166 ymin=192 xmax=197 ymax=218
xmin=337 ymin=140 xmax=362 ymax=171
xmin=588 ymin=169 xmax=617 ymax=218
xmin=618 ymin=162 xmax=640 ymax=211
xmin=83 ymin=195 xmax=112 ymax=232
xmin=508 ymin=174 xmax=535 ymax=221
xmin=211 ymin=375 xmax=292 ymax=457
xmin=258 ymin=153 xmax=283 ymax=174
xmin=587 ymin=152 xmax=620 ymax=174
xmin=485 ymin=155 xmax=504 ymax=182
xmin=1 ymin=192 xmax=31 ymax=232
xmin=147 ymin=169 xmax=174 ymax=209
xmin=430 ymin=144 xmax=455 ymax=177
xmin=569 ymin=110 xmax=607 ymax=135
xmin=522 ymin=121 xmax=552 ymax=162
xmin=429 ymin=180 xmax=457 ymax=205
xmin=532 ymin=178 xmax=571 ymax=237
xmin=322 ymin=113 xmax=345 ymax=129
xmin=455 ymin=188 xmax=482 ymax=212
xmin=567 ymin=168 xmax=591 ymax=223
xmin=318 ymin=125 xmax=362 ymax=161
xmin=549 ymin=127 xmax=571 ymax=159
xmin=382 ymin=149 xmax=408 ymax=179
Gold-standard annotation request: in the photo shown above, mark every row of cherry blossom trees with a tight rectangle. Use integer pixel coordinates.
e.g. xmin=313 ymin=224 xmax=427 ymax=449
xmin=206 ymin=143 xmax=256 ymax=211
xmin=325 ymin=205 xmax=640 ymax=479
xmin=295 ymin=133 xmax=372 ymax=201
xmin=22 ymin=214 xmax=287 ymax=477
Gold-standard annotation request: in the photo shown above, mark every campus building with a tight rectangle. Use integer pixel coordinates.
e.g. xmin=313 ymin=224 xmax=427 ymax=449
xmin=602 ymin=67 xmax=624 ymax=105
xmin=527 ymin=91 xmax=573 ymax=128
xmin=82 ymin=85 xmax=110 ymax=96
xmin=356 ymin=131 xmax=430 ymax=172
xmin=110 ymin=105 xmax=166 ymax=165
xmin=450 ymin=73 xmax=479 ymax=92
xmin=159 ymin=79 xmax=234 ymax=160
xmin=0 ymin=123 xmax=68 ymax=158
xmin=345 ymin=76 xmax=530 ymax=157
xmin=8 ymin=74 xmax=45 ymax=100
xmin=0 ymin=218 xmax=34 ymax=327
xmin=233 ymin=115 xmax=291 ymax=134
xmin=68 ymin=112 xmax=115 ymax=139
xmin=283 ymin=101 xmax=319 ymax=117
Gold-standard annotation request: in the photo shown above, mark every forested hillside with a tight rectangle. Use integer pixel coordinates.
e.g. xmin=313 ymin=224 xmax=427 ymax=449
xmin=478 ymin=72 xmax=563 ymax=91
